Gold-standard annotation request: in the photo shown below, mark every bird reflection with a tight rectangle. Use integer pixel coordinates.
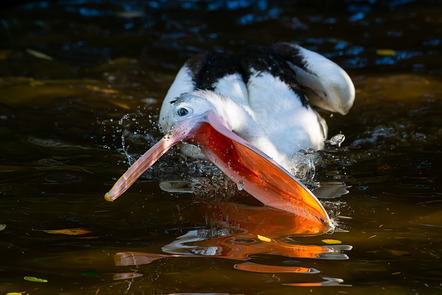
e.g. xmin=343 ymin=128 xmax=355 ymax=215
xmin=114 ymin=201 xmax=351 ymax=285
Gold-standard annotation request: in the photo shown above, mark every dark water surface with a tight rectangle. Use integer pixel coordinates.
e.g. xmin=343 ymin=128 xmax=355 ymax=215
xmin=1 ymin=1 xmax=441 ymax=294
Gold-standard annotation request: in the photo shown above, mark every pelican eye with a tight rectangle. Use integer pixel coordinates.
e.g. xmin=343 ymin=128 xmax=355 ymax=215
xmin=177 ymin=107 xmax=189 ymax=117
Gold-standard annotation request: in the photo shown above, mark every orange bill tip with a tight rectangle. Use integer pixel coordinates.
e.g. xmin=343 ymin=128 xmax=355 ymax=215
xmin=104 ymin=192 xmax=113 ymax=202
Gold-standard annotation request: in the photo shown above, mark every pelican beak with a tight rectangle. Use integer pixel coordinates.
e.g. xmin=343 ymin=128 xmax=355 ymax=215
xmin=104 ymin=113 xmax=203 ymax=202
xmin=105 ymin=111 xmax=333 ymax=235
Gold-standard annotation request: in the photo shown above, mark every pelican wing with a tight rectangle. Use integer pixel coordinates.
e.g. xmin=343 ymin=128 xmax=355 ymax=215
xmin=274 ymin=42 xmax=355 ymax=115
xmin=239 ymin=43 xmax=354 ymax=115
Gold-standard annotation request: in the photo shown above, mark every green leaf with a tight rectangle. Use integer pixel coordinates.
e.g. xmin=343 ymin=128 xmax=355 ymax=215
xmin=24 ymin=276 xmax=48 ymax=283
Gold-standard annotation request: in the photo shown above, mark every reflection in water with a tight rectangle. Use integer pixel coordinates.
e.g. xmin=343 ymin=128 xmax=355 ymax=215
xmin=113 ymin=272 xmax=143 ymax=281
xmin=234 ymin=262 xmax=318 ymax=274
xmin=285 ymin=276 xmax=351 ymax=287
xmin=114 ymin=201 xmax=351 ymax=288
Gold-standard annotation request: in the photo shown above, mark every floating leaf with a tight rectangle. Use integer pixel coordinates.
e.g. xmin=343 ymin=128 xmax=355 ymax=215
xmin=6 ymin=292 xmax=26 ymax=295
xmin=24 ymin=276 xmax=48 ymax=283
xmin=41 ymin=228 xmax=93 ymax=235
xmin=376 ymin=49 xmax=396 ymax=56
xmin=322 ymin=239 xmax=342 ymax=245
xmin=0 ymin=224 xmax=6 ymax=231
xmin=257 ymin=235 xmax=272 ymax=242
xmin=26 ymin=48 xmax=53 ymax=61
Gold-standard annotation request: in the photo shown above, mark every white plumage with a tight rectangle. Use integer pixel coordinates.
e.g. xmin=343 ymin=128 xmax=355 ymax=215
xmin=159 ymin=42 xmax=354 ymax=170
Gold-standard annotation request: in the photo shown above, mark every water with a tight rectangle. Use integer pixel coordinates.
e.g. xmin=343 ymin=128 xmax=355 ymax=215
xmin=0 ymin=1 xmax=441 ymax=294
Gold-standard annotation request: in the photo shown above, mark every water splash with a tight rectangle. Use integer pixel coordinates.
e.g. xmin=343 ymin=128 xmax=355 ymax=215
xmin=101 ymin=110 xmax=159 ymax=163
xmin=237 ymin=180 xmax=244 ymax=191
xmin=288 ymin=150 xmax=317 ymax=184
xmin=326 ymin=133 xmax=346 ymax=147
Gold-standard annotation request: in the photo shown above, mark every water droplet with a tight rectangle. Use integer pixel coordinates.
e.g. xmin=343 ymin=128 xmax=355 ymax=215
xmin=237 ymin=180 xmax=244 ymax=191
xmin=327 ymin=133 xmax=346 ymax=147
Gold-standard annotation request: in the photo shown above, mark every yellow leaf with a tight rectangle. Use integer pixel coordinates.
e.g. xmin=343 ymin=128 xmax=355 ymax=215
xmin=42 ymin=228 xmax=93 ymax=235
xmin=7 ymin=293 xmax=25 ymax=295
xmin=0 ymin=224 xmax=6 ymax=231
xmin=257 ymin=235 xmax=272 ymax=242
xmin=376 ymin=49 xmax=396 ymax=56
xmin=322 ymin=239 xmax=342 ymax=244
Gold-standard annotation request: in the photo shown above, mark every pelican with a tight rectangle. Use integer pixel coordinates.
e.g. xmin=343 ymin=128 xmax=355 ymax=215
xmin=105 ymin=42 xmax=355 ymax=235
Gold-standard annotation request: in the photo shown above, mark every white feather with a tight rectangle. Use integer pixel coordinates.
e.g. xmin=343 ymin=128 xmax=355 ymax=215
xmin=287 ymin=45 xmax=355 ymax=115
xmin=243 ymin=69 xmax=326 ymax=168
xmin=213 ymin=73 xmax=249 ymax=106
xmin=159 ymin=65 xmax=195 ymax=132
